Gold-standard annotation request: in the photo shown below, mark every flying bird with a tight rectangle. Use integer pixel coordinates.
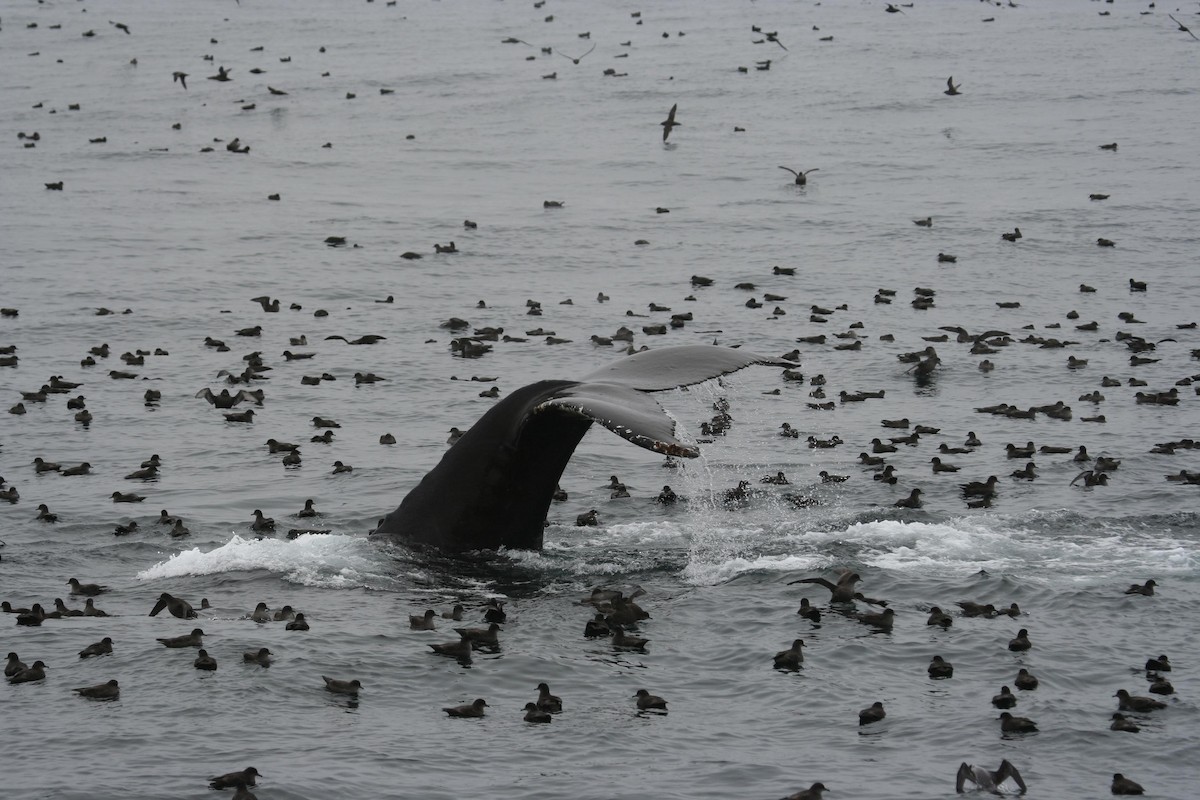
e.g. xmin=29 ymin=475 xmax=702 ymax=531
xmin=556 ymin=43 xmax=595 ymax=64
xmin=173 ymin=72 xmax=188 ymax=90
xmin=1169 ymin=15 xmax=1199 ymax=41
xmin=779 ymin=166 xmax=819 ymax=185
xmin=945 ymin=77 xmax=962 ymax=95
xmin=661 ymin=104 xmax=679 ymax=142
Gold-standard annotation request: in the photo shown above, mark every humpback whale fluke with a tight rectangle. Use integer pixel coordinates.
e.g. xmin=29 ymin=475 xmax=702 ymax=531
xmin=372 ymin=345 xmax=794 ymax=551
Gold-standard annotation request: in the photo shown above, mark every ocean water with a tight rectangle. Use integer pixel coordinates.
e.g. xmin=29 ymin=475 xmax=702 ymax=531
xmin=2 ymin=1 xmax=1199 ymax=798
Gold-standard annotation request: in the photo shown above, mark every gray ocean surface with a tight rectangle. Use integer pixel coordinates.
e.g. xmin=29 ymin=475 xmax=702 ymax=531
xmin=2 ymin=1 xmax=1199 ymax=798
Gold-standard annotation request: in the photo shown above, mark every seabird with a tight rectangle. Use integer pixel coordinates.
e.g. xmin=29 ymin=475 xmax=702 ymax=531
xmin=945 ymin=76 xmax=962 ymax=95
xmin=634 ymin=689 xmax=667 ymax=711
xmin=779 ymin=166 xmax=819 ymax=185
xmin=660 ymin=103 xmax=680 ymax=142
xmin=443 ymin=698 xmax=488 ymax=717
xmin=955 ymin=760 xmax=1026 ymax=794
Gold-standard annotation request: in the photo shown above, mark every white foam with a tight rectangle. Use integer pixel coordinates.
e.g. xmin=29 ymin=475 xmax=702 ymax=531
xmin=137 ymin=533 xmax=398 ymax=589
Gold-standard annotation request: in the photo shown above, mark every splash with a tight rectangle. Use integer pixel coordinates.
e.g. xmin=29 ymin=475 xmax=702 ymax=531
xmin=137 ymin=533 xmax=400 ymax=589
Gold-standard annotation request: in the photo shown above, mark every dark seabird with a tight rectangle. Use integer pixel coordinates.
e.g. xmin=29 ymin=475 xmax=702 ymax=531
xmin=410 ymin=609 xmax=437 ymax=630
xmin=635 ymin=689 xmax=668 ymax=711
xmin=444 ymin=698 xmax=488 ymax=717
xmin=157 ymin=628 xmax=204 ymax=648
xmin=1124 ymin=579 xmax=1156 ymax=596
xmin=955 ymin=760 xmax=1026 ymax=794
xmin=945 ymin=76 xmax=962 ymax=95
xmin=778 ymin=783 xmax=827 ymax=800
xmin=797 ymin=598 xmax=821 ymax=623
xmin=429 ymin=637 xmax=473 ymax=661
xmin=249 ymin=602 xmax=271 ymax=623
xmin=74 ymin=679 xmax=120 ymax=700
xmin=855 ymin=608 xmax=895 ymax=631
xmin=992 ymin=686 xmax=1017 ymax=709
xmin=1110 ymin=713 xmax=1139 ymax=733
xmin=442 ymin=604 xmax=465 ymax=621
xmin=1007 ymin=629 xmax=1032 ymax=651
xmin=1115 ymin=689 xmax=1166 ymax=712
xmin=285 ymin=613 xmax=309 ymax=631
xmin=1111 ymin=774 xmax=1145 ymax=795
xmin=243 ymin=648 xmax=272 ymax=666
xmin=67 ymin=578 xmax=107 ymax=596
xmin=927 ymin=607 xmax=953 ymax=628
xmin=660 ymin=103 xmax=680 ymax=142
xmin=1168 ymin=15 xmax=1200 ymax=41
xmin=523 ymin=702 xmax=552 ymax=723
xmin=1014 ymin=669 xmax=1038 ymax=691
xmin=998 ymin=712 xmax=1037 ymax=733
xmin=611 ymin=625 xmax=649 ymax=650
xmin=894 ymin=488 xmax=923 ymax=509
xmin=209 ymin=768 xmax=260 ymax=791
xmin=194 ymin=649 xmax=218 ymax=670
xmin=5 ymin=653 xmax=28 ymax=677
xmin=9 ymin=661 xmax=48 ymax=683
xmin=323 ymin=676 xmax=362 ymax=696
xmin=859 ymin=701 xmax=887 ymax=725
xmin=584 ymin=613 xmax=611 ymax=637
xmin=251 ymin=510 xmax=275 ymax=532
xmin=1145 ymin=655 xmax=1170 ymax=672
xmin=773 ymin=639 xmax=805 ymax=670
xmin=536 ymin=682 xmax=563 ymax=712
xmin=779 ymin=166 xmax=819 ymax=185
xmin=79 ymin=637 xmax=113 ymax=658
xmin=173 ymin=71 xmax=188 ymax=89
xmin=928 ymin=655 xmax=954 ymax=679
xmin=150 ymin=592 xmax=195 ymax=619
xmin=789 ymin=571 xmax=867 ymax=603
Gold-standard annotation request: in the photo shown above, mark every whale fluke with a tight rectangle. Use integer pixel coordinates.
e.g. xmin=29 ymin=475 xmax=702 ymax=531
xmin=372 ymin=345 xmax=793 ymax=551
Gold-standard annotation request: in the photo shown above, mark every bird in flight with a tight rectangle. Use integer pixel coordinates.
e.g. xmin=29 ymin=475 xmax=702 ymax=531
xmin=945 ymin=76 xmax=962 ymax=95
xmin=1169 ymin=15 xmax=1200 ymax=41
xmin=779 ymin=166 xmax=819 ymax=185
xmin=661 ymin=104 xmax=680 ymax=142
xmin=557 ymin=44 xmax=595 ymax=64
xmin=173 ymin=71 xmax=188 ymax=90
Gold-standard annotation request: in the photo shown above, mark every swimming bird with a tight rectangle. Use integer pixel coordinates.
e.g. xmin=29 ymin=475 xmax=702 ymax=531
xmin=992 ymin=686 xmax=1017 ymax=709
xmin=855 ymin=608 xmax=895 ymax=631
xmin=1008 ymin=629 xmax=1032 ymax=651
xmin=797 ymin=599 xmax=821 ymax=624
xmin=1114 ymin=689 xmax=1166 ymax=712
xmin=79 ymin=637 xmax=113 ymax=658
xmin=635 ymin=689 xmax=667 ymax=711
xmin=927 ymin=607 xmax=953 ymax=628
xmin=251 ymin=510 xmax=275 ymax=532
xmin=285 ymin=613 xmax=309 ymax=631
xmin=928 ymin=655 xmax=954 ymax=679
xmin=789 ymin=571 xmax=866 ymax=603
xmin=409 ymin=609 xmax=437 ymax=630
xmin=67 ymin=578 xmax=107 ymax=596
xmin=778 ymin=783 xmax=827 ymax=800
xmin=536 ymin=682 xmax=562 ymax=712
xmin=323 ymin=676 xmax=362 ymax=696
xmin=774 ymin=639 xmax=805 ymax=670
xmin=5 ymin=653 xmax=28 ymax=677
xmin=859 ymin=701 xmax=886 ymax=725
xmin=444 ymin=698 xmax=488 ymax=717
xmin=157 ymin=628 xmax=204 ymax=648
xmin=1145 ymin=655 xmax=1171 ymax=672
xmin=194 ymin=649 xmax=217 ymax=670
xmin=661 ymin=103 xmax=680 ymax=142
xmin=428 ymin=637 xmax=473 ymax=661
xmin=1014 ymin=669 xmax=1038 ymax=691
xmin=523 ymin=702 xmax=552 ymax=723
xmin=894 ymin=488 xmax=923 ymax=509
xmin=955 ymin=760 xmax=1026 ymax=794
xmin=1111 ymin=774 xmax=1145 ymax=795
xmin=74 ymin=679 xmax=120 ymax=700
xmin=779 ymin=166 xmax=819 ymax=185
xmin=1110 ymin=713 xmax=1139 ymax=733
xmin=945 ymin=77 xmax=962 ymax=95
xmin=1124 ymin=580 xmax=1156 ymax=596
xmin=243 ymin=648 xmax=272 ymax=666
xmin=914 ymin=217 xmax=932 ymax=227
xmin=998 ymin=712 xmax=1037 ymax=734
xmin=208 ymin=768 xmax=260 ymax=791
xmin=8 ymin=660 xmax=47 ymax=683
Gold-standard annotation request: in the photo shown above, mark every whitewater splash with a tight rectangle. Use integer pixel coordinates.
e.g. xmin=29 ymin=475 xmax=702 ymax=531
xmin=137 ymin=533 xmax=398 ymax=589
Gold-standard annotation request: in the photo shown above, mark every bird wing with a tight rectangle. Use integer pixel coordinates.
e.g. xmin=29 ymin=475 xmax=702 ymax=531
xmin=778 ymin=166 xmax=800 ymax=177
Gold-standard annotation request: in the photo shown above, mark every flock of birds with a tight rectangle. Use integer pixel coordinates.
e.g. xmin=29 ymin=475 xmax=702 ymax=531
xmin=4 ymin=1 xmax=1199 ymax=799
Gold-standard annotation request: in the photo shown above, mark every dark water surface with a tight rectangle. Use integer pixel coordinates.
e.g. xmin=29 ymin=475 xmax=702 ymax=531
xmin=2 ymin=1 xmax=1199 ymax=798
